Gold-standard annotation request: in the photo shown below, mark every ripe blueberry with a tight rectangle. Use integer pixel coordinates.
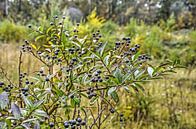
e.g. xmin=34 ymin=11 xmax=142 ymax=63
xmin=109 ymin=108 xmax=115 ymax=113
xmin=64 ymin=121 xmax=69 ymax=128
xmin=49 ymin=122 xmax=54 ymax=128
xmin=81 ymin=121 xmax=86 ymax=126
xmin=70 ymin=120 xmax=76 ymax=125
xmin=45 ymin=77 xmax=50 ymax=82
xmin=0 ymin=82 xmax=4 ymax=86
xmin=76 ymin=117 xmax=82 ymax=123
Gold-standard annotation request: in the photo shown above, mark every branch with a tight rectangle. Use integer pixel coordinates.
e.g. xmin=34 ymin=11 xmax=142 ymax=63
xmin=89 ymin=107 xmax=106 ymax=129
xmin=18 ymin=51 xmax=23 ymax=88
xmin=0 ymin=66 xmax=15 ymax=86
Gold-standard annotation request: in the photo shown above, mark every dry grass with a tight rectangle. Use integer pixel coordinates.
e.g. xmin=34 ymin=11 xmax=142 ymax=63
xmin=104 ymin=69 xmax=196 ymax=129
xmin=0 ymin=43 xmax=44 ymax=81
xmin=0 ymin=43 xmax=195 ymax=129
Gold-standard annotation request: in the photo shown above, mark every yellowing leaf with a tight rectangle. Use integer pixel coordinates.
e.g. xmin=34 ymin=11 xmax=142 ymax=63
xmin=30 ymin=43 xmax=37 ymax=50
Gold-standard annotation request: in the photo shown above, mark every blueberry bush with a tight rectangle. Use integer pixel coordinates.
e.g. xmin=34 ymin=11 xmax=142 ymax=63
xmin=0 ymin=16 xmax=180 ymax=129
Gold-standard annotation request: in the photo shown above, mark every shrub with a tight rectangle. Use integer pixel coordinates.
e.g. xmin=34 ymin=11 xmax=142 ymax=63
xmin=100 ymin=20 xmax=119 ymax=48
xmin=0 ymin=16 xmax=179 ymax=129
xmin=126 ymin=19 xmax=164 ymax=58
xmin=0 ymin=20 xmax=28 ymax=43
xmin=77 ymin=9 xmax=105 ymax=36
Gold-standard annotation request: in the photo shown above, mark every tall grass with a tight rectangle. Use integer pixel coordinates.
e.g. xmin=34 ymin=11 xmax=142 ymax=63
xmin=0 ymin=44 xmax=42 ymax=82
xmin=0 ymin=44 xmax=195 ymax=129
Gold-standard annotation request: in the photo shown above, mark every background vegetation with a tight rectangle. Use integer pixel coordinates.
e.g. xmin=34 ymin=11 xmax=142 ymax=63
xmin=0 ymin=0 xmax=195 ymax=129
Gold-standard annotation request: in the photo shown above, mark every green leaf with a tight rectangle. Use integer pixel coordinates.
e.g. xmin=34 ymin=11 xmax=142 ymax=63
xmin=22 ymin=95 xmax=33 ymax=109
xmin=132 ymin=51 xmax=141 ymax=61
xmin=90 ymin=50 xmax=101 ymax=59
xmin=78 ymin=35 xmax=87 ymax=44
xmin=53 ymin=88 xmax=64 ymax=97
xmin=5 ymin=119 xmax=11 ymax=129
xmin=70 ymin=98 xmax=75 ymax=107
xmin=71 ymin=41 xmax=81 ymax=48
xmin=154 ymin=66 xmax=163 ymax=73
xmin=108 ymin=87 xmax=116 ymax=96
xmin=73 ymin=97 xmax=81 ymax=105
xmin=134 ymin=70 xmax=140 ymax=77
xmin=132 ymin=83 xmax=144 ymax=92
xmin=30 ymin=44 xmax=37 ymax=50
xmin=123 ymin=86 xmax=130 ymax=93
xmin=15 ymin=125 xmax=25 ymax=129
xmin=35 ymin=35 xmax=46 ymax=42
xmin=99 ymin=42 xmax=107 ymax=56
xmin=111 ymin=91 xmax=119 ymax=103
xmin=33 ymin=100 xmax=44 ymax=109
xmin=46 ymin=26 xmax=55 ymax=35
xmin=113 ymin=68 xmax=123 ymax=84
xmin=103 ymin=55 xmax=110 ymax=66
xmin=108 ymin=87 xmax=119 ymax=103
xmin=23 ymin=118 xmax=38 ymax=124
xmin=90 ymin=96 xmax=98 ymax=105
xmin=71 ymin=97 xmax=81 ymax=106
xmin=0 ymin=122 xmax=7 ymax=129
xmin=147 ymin=67 xmax=154 ymax=77
xmin=14 ymin=125 xmax=24 ymax=129
xmin=33 ymin=110 xmax=49 ymax=118
xmin=122 ymin=73 xmax=131 ymax=83
xmin=6 ymin=117 xmax=18 ymax=120
xmin=134 ymin=70 xmax=145 ymax=79
xmin=82 ymin=74 xmax=88 ymax=83
xmin=0 ymin=92 xmax=9 ymax=110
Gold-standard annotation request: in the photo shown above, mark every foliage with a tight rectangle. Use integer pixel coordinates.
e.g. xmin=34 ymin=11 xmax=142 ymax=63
xmin=0 ymin=16 xmax=180 ymax=129
xmin=78 ymin=9 xmax=105 ymax=36
xmin=0 ymin=14 xmax=194 ymax=67
xmin=0 ymin=20 xmax=28 ymax=42
xmin=159 ymin=14 xmax=176 ymax=32
xmin=2 ymin=0 xmax=195 ymax=28
xmin=100 ymin=20 xmax=119 ymax=48
xmin=189 ymin=30 xmax=196 ymax=51
xmin=87 ymin=9 xmax=105 ymax=29
xmin=125 ymin=19 xmax=163 ymax=58
xmin=125 ymin=18 xmax=195 ymax=67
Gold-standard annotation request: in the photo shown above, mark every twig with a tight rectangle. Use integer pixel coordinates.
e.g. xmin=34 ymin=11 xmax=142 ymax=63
xmin=89 ymin=109 xmax=99 ymax=128
xmin=72 ymin=103 xmax=77 ymax=120
xmin=30 ymin=51 xmax=49 ymax=66
xmin=18 ymin=51 xmax=23 ymax=88
xmin=89 ymin=107 xmax=106 ymax=129
xmin=18 ymin=51 xmax=23 ymax=107
xmin=0 ymin=66 xmax=15 ymax=86
xmin=100 ymin=113 xmax=110 ymax=125
xmin=100 ymin=57 xmax=112 ymax=75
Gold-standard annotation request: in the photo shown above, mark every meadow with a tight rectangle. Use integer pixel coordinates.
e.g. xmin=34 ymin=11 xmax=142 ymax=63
xmin=0 ymin=43 xmax=195 ymax=129
xmin=0 ymin=1 xmax=196 ymax=128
